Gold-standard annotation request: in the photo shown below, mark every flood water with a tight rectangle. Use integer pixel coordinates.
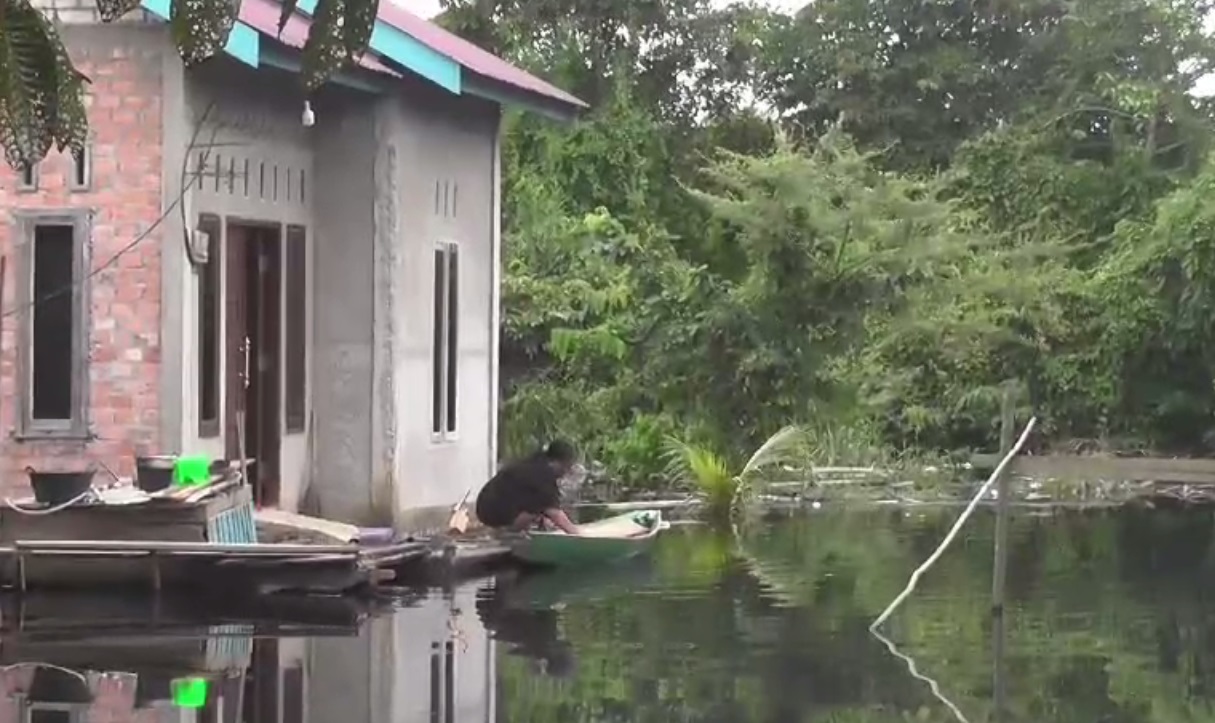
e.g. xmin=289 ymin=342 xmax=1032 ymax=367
xmin=6 ymin=506 xmax=1215 ymax=722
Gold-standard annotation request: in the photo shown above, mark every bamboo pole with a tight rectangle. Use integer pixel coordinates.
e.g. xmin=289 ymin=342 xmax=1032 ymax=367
xmin=870 ymin=417 xmax=1037 ymax=630
xmin=992 ymin=385 xmax=1016 ymax=613
xmin=992 ymin=601 xmax=1008 ymax=723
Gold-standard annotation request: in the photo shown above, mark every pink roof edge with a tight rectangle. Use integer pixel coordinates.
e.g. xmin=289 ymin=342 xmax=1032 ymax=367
xmin=374 ymin=2 xmax=588 ymax=111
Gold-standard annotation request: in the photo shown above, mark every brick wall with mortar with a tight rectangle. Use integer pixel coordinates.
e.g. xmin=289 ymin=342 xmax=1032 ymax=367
xmin=29 ymin=0 xmax=158 ymax=26
xmin=0 ymin=25 xmax=167 ymax=495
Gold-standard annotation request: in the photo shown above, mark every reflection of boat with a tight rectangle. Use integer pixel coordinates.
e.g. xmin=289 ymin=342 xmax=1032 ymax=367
xmin=501 ymin=557 xmax=656 ymax=610
xmin=509 ymin=510 xmax=670 ymax=567
xmin=476 ymin=576 xmax=577 ymax=678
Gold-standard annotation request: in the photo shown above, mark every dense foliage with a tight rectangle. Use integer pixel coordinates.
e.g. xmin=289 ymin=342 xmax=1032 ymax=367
xmin=443 ymin=0 xmax=1215 ymax=487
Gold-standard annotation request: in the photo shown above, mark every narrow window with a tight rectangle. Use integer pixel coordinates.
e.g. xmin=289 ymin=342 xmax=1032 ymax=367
xmin=17 ymin=163 xmax=38 ymax=192
xmin=284 ymin=225 xmax=307 ymax=433
xmin=431 ymin=249 xmax=444 ymax=435
xmin=197 ymin=214 xmax=221 ymax=438
xmin=428 ymin=642 xmax=442 ymax=723
xmin=69 ymin=145 xmax=91 ymax=191
xmin=32 ymin=226 xmax=75 ymax=421
xmin=18 ymin=212 xmax=89 ymax=437
xmin=445 ymin=246 xmax=458 ymax=434
xmin=432 ymin=242 xmax=459 ymax=437
xmin=443 ymin=640 xmax=455 ymax=723
xmin=282 ymin=665 xmax=305 ymax=723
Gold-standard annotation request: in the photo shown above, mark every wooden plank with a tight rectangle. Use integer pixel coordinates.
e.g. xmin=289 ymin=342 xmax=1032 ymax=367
xmin=0 ymin=485 xmax=253 ymax=545
xmin=255 ymin=508 xmax=360 ymax=544
xmin=970 ymin=454 xmax=1215 ymax=484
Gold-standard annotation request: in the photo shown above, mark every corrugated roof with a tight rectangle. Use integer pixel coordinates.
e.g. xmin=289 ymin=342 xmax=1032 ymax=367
xmin=374 ymin=2 xmax=587 ymax=111
xmin=240 ymin=0 xmax=402 ymax=78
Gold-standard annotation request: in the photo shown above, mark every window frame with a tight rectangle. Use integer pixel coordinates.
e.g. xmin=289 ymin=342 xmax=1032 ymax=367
xmin=69 ymin=144 xmax=92 ymax=192
xmin=431 ymin=240 xmax=459 ymax=441
xmin=283 ymin=224 xmax=307 ymax=434
xmin=12 ymin=209 xmax=92 ymax=440
xmin=196 ymin=214 xmax=222 ymax=439
xmin=17 ymin=163 xmax=38 ymax=193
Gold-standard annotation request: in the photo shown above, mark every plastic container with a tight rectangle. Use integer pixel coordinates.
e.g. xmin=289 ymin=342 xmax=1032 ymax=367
xmin=170 ymin=677 xmax=209 ymax=709
xmin=172 ymin=456 xmax=212 ymax=487
xmin=26 ymin=469 xmax=94 ymax=507
xmin=135 ymin=455 xmax=176 ymax=493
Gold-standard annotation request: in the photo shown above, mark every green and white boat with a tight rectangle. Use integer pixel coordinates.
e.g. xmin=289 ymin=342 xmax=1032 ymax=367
xmin=508 ymin=510 xmax=670 ymax=567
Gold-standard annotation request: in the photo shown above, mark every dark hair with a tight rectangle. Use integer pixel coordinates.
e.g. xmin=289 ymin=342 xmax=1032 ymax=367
xmin=543 ymin=440 xmax=577 ymax=464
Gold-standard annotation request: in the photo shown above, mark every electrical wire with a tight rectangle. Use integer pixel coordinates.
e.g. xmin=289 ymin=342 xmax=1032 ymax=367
xmin=0 ymin=100 xmax=220 ymax=320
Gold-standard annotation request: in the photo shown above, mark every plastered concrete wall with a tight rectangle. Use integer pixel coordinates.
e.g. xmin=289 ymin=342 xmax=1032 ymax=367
xmin=307 ymin=588 xmax=494 ymax=723
xmin=0 ymin=25 xmax=172 ymax=492
xmin=379 ymin=81 xmax=500 ymax=530
xmin=310 ymin=91 xmax=377 ymax=524
xmin=174 ymin=60 xmax=317 ymax=512
xmin=310 ymin=78 xmax=499 ymax=529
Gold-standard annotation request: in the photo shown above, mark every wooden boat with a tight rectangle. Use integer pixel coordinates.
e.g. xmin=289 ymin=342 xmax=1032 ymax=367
xmin=508 ymin=510 xmax=670 ymax=567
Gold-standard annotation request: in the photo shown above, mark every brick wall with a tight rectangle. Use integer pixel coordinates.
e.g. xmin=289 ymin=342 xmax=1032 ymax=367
xmin=0 ymin=669 xmax=171 ymax=723
xmin=0 ymin=26 xmax=167 ymax=494
xmin=29 ymin=0 xmax=157 ymax=25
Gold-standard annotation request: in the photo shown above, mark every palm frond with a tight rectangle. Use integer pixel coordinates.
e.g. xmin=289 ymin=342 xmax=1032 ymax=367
xmin=661 ymin=436 xmax=737 ymax=513
xmin=301 ymin=0 xmax=379 ymax=92
xmin=94 ymin=0 xmax=143 ymax=22
xmin=0 ymin=0 xmax=89 ymax=170
xmin=738 ymin=425 xmax=808 ymax=479
xmin=170 ymin=0 xmax=239 ymax=66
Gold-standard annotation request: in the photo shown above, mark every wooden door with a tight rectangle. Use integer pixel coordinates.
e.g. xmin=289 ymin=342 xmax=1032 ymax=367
xmin=224 ymin=223 xmax=249 ymax=462
xmin=224 ymin=224 xmax=282 ymax=507
xmin=251 ymin=229 xmax=282 ymax=506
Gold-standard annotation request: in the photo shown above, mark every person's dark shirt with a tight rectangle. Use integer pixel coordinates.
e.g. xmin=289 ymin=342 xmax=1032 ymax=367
xmin=475 ymin=453 xmax=561 ymax=528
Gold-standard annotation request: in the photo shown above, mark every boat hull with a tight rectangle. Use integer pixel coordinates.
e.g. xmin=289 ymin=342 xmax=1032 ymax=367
xmin=508 ymin=510 xmax=669 ymax=567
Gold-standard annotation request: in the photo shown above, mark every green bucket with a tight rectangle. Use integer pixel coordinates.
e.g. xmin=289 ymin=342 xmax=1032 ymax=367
xmin=171 ymin=677 xmax=209 ymax=709
xmin=172 ymin=456 xmax=211 ymax=487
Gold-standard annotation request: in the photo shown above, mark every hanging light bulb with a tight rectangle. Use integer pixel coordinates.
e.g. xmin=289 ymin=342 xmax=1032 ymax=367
xmin=301 ymin=100 xmax=315 ymax=128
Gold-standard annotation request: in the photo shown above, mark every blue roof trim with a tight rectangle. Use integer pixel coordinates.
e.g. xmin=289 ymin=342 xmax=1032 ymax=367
xmin=260 ymin=47 xmax=389 ymax=94
xmin=140 ymin=0 xmax=261 ymax=67
xmin=292 ymin=0 xmax=461 ymax=94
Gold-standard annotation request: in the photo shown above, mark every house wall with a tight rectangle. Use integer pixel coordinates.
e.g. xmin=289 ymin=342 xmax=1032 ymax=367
xmin=307 ymin=587 xmax=494 ymax=723
xmin=0 ymin=25 xmax=172 ymax=491
xmin=171 ymin=61 xmax=316 ymax=512
xmin=309 ymin=79 xmax=500 ymax=529
xmin=309 ymin=91 xmax=377 ymax=524
xmin=377 ymin=82 xmax=500 ymax=530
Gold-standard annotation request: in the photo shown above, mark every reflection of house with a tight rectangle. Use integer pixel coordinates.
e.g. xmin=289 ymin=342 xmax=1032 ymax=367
xmin=0 ymin=625 xmax=254 ymax=723
xmin=0 ymin=1 xmax=583 ymax=528
xmin=308 ymin=588 xmax=495 ymax=723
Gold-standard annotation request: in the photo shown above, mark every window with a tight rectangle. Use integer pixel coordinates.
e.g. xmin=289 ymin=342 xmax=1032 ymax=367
xmin=15 ymin=211 xmax=90 ymax=438
xmin=432 ymin=242 xmax=458 ymax=437
xmin=427 ymin=640 xmax=456 ymax=723
xmin=284 ymin=225 xmax=307 ymax=433
xmin=282 ymin=665 xmax=305 ymax=723
xmin=69 ymin=145 xmax=91 ymax=191
xmin=197 ymin=215 xmax=221 ymax=438
xmin=17 ymin=163 xmax=38 ymax=192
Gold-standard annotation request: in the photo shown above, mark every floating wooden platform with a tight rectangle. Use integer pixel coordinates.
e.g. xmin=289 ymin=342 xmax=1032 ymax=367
xmin=0 ymin=480 xmax=428 ymax=595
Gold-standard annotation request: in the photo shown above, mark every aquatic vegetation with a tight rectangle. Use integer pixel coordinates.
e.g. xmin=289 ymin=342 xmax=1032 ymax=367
xmin=662 ymin=425 xmax=810 ymax=517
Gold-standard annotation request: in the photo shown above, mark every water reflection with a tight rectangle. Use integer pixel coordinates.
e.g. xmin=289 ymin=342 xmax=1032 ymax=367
xmin=5 ymin=507 xmax=1215 ymax=722
xmin=476 ymin=574 xmax=576 ymax=679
